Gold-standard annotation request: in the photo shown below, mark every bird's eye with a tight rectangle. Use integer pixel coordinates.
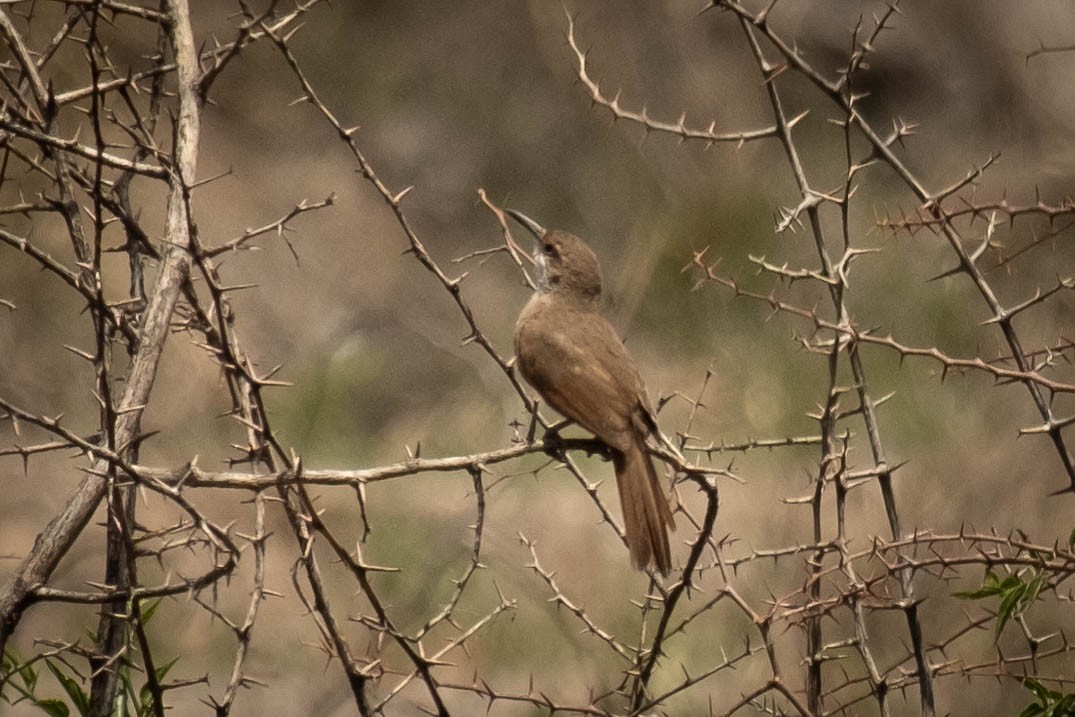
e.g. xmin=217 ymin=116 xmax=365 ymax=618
xmin=542 ymin=242 xmax=556 ymax=256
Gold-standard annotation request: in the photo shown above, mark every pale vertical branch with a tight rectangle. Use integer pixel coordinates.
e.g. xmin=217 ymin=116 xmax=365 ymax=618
xmin=0 ymin=0 xmax=201 ymax=655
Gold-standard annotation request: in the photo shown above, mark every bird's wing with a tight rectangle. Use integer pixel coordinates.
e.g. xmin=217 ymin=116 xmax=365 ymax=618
xmin=517 ymin=311 xmax=647 ymax=450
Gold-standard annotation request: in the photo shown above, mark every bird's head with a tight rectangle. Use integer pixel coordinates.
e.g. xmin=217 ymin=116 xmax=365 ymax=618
xmin=507 ymin=209 xmax=602 ymax=303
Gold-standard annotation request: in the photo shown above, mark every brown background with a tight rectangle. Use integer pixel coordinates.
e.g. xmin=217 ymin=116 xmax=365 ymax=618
xmin=3 ymin=1 xmax=1075 ymax=714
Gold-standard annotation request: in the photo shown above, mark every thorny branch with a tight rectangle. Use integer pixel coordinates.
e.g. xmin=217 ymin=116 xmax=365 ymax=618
xmin=1 ymin=3 xmax=1073 ymax=717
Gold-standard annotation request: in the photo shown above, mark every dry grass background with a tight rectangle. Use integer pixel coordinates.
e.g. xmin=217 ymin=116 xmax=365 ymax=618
xmin=2 ymin=1 xmax=1075 ymax=715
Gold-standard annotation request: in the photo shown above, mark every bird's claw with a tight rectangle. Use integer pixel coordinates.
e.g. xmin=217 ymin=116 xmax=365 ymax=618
xmin=541 ymin=428 xmax=567 ymax=462
xmin=587 ymin=442 xmax=613 ymax=463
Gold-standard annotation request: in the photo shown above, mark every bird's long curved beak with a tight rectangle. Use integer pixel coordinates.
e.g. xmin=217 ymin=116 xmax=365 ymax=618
xmin=506 ymin=209 xmax=546 ymax=241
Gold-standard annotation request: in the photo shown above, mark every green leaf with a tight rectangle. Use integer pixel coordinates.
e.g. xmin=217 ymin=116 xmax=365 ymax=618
xmin=21 ymin=661 xmax=40 ymax=694
xmin=138 ymin=657 xmax=178 ymax=715
xmin=45 ymin=661 xmax=89 ymax=716
xmin=32 ymin=698 xmax=71 ymax=717
xmin=1025 ymin=573 xmax=1046 ymax=605
xmin=153 ymin=657 xmax=178 ymax=683
xmin=996 ymin=581 xmax=1026 ymax=635
xmin=1024 ymin=678 xmax=1047 ymax=697
xmin=1019 ymin=678 xmax=1075 ymax=717
xmin=955 ymin=570 xmax=1005 ymax=599
xmin=138 ymin=600 xmax=162 ymax=625
xmin=3 ymin=648 xmax=39 ymax=694
xmin=957 ymin=568 xmax=1047 ymax=638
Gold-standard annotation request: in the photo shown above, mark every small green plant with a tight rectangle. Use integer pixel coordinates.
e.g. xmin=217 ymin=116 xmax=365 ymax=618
xmin=2 ymin=648 xmax=87 ymax=717
xmin=954 ymin=568 xmax=1046 ymax=637
xmin=1018 ymin=679 xmax=1075 ymax=717
xmin=3 ymin=647 xmax=177 ymax=717
xmin=955 ymin=533 xmax=1075 ymax=715
xmin=1 ymin=600 xmax=174 ymax=717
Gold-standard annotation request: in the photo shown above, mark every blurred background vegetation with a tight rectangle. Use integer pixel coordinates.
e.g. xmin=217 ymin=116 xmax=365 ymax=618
xmin=2 ymin=1 xmax=1075 ymax=714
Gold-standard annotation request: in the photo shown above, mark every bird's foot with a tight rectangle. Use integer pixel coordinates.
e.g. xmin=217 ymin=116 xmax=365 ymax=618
xmin=584 ymin=441 xmax=613 ymax=463
xmin=541 ymin=428 xmax=567 ymax=462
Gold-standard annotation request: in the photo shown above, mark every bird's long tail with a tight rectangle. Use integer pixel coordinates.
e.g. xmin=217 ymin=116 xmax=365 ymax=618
xmin=614 ymin=438 xmax=675 ymax=575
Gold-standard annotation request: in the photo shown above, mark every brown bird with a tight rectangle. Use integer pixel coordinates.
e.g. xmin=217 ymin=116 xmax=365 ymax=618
xmin=508 ymin=209 xmax=675 ymax=576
